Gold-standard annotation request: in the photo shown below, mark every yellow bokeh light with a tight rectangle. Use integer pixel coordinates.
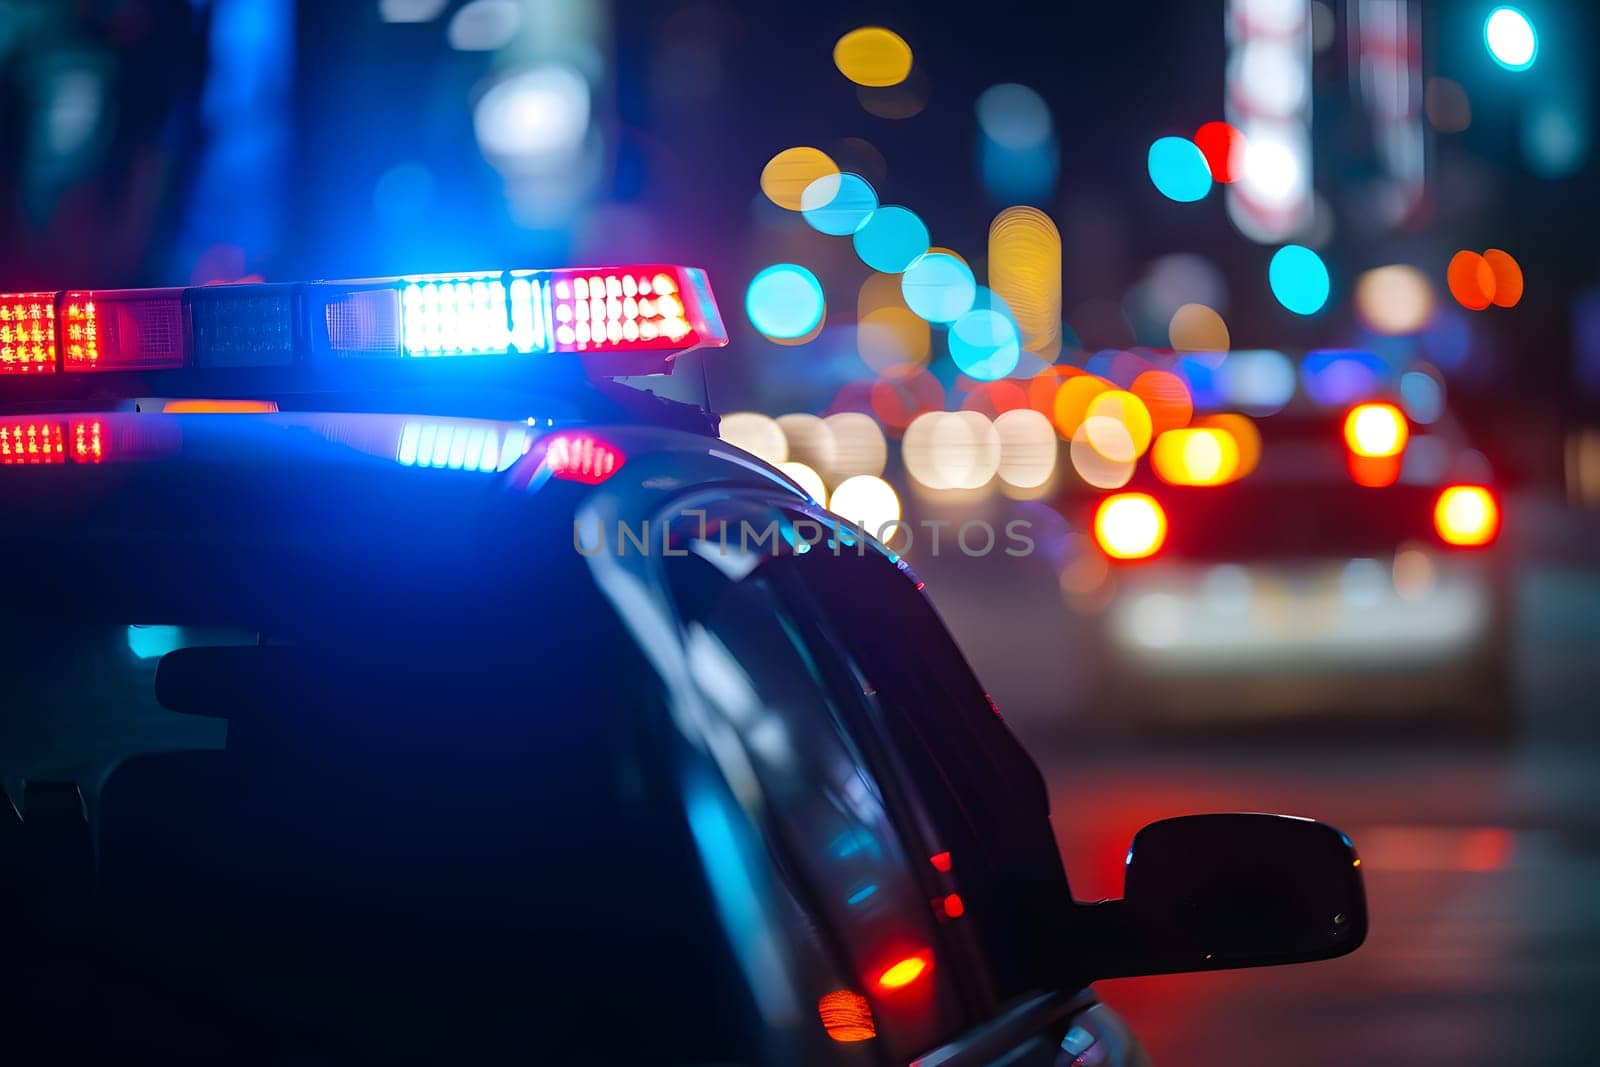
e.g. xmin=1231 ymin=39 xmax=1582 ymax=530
xmin=1084 ymin=390 xmax=1153 ymax=460
xmin=761 ymin=147 xmax=840 ymax=211
xmin=903 ymin=411 xmax=1001 ymax=491
xmin=1051 ymin=374 xmax=1111 ymax=438
xmin=1168 ymin=302 xmax=1231 ymax=353
xmin=989 ymin=206 xmax=1062 ymax=357
xmin=1344 ymin=402 xmax=1409 ymax=458
xmin=1194 ymin=413 xmax=1261 ymax=478
xmin=833 ymin=27 xmax=913 ymax=88
xmin=1434 ymin=485 xmax=1499 ymax=546
xmin=1151 ymin=427 xmax=1241 ymax=486
xmin=858 ymin=306 xmax=931 ymax=376
xmin=1094 ymin=493 xmax=1167 ymax=560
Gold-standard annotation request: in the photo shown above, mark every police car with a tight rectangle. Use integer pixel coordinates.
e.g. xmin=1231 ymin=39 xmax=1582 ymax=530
xmin=0 ymin=267 xmax=1365 ymax=1064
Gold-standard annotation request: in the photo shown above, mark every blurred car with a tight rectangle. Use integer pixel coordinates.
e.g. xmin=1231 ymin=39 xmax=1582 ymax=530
xmin=1078 ymin=397 xmax=1512 ymax=736
xmin=2 ymin=268 xmax=1364 ymax=1063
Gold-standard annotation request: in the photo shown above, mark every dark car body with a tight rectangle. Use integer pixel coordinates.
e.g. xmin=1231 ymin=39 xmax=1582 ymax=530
xmin=1 ymin=404 xmax=1363 ymax=1064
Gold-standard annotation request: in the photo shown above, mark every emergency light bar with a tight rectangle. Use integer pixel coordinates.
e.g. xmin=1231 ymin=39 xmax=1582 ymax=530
xmin=0 ymin=265 xmax=726 ymax=381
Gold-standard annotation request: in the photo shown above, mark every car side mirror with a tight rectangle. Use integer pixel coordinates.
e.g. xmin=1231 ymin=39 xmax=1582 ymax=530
xmin=1081 ymin=813 xmax=1366 ymax=980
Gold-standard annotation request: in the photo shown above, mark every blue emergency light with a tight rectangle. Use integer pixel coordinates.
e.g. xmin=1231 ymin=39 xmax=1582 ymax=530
xmin=0 ymin=265 xmax=727 ymax=382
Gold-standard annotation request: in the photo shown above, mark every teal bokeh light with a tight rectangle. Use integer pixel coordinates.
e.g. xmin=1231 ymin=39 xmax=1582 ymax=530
xmin=745 ymin=264 xmax=825 ymax=340
xmin=852 ymin=205 xmax=929 ymax=274
xmin=901 ymin=253 xmax=976 ymax=323
xmin=1484 ymin=6 xmax=1537 ymax=71
xmin=1147 ymin=136 xmax=1213 ymax=203
xmin=949 ymin=290 xmax=1021 ymax=380
xmin=1268 ymin=245 xmax=1331 ymax=316
xmin=803 ymin=172 xmax=878 ymax=235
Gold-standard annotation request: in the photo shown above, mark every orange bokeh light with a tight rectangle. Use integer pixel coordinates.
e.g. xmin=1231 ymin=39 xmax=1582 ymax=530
xmin=1131 ymin=369 xmax=1194 ymax=435
xmin=1447 ymin=250 xmax=1496 ymax=311
xmin=1482 ymin=249 xmax=1524 ymax=309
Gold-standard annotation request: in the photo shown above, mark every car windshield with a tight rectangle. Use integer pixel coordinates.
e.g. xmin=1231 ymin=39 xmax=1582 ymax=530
xmin=0 ymin=542 xmax=750 ymax=1062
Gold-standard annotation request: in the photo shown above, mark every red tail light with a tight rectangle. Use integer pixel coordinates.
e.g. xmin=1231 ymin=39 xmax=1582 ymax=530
xmin=61 ymin=289 xmax=186 ymax=372
xmin=1434 ymin=485 xmax=1499 ymax=546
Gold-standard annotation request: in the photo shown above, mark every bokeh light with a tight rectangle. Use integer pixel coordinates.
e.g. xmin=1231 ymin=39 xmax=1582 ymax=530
xmin=961 ymin=379 xmax=1029 ymax=417
xmin=901 ymin=252 xmax=977 ymax=323
xmin=1218 ymin=349 xmax=1296 ymax=413
xmin=1084 ymin=390 xmax=1154 ymax=461
xmin=448 ymin=0 xmax=520 ymax=51
xmin=1052 ymin=374 xmax=1112 ymax=438
xmin=1425 ymin=78 xmax=1472 ymax=133
xmin=1168 ymin=302 xmax=1231 ymax=352
xmin=761 ymin=147 xmax=839 ymax=211
xmin=474 ymin=65 xmax=590 ymax=165
xmin=1131 ymin=370 xmax=1194 ymax=434
xmin=1484 ymin=6 xmax=1537 ymax=71
xmin=1354 ymin=265 xmax=1435 ymax=335
xmin=1446 ymin=250 xmax=1495 ymax=311
xmin=823 ymin=412 xmax=888 ymax=480
xmin=994 ymin=409 xmax=1057 ymax=489
xmin=833 ymin=27 xmax=914 ymax=88
xmin=830 ymin=475 xmax=902 ymax=532
xmin=903 ymin=411 xmax=1002 ymax=491
xmin=1094 ymin=493 xmax=1167 ymax=560
xmin=1268 ymin=244 xmax=1330 ymax=315
xmin=1194 ymin=121 xmax=1246 ymax=182
xmin=1195 ymin=413 xmax=1262 ymax=478
xmin=802 ymin=172 xmax=878 ymax=235
xmin=857 ymin=272 xmax=931 ymax=376
xmin=719 ymin=412 xmax=787 ymax=465
xmin=1482 ymin=249 xmax=1524 ymax=309
xmin=948 ymin=301 xmax=1021 ymax=381
xmin=1069 ymin=424 xmax=1135 ymax=489
xmin=1147 ymin=136 xmax=1213 ymax=203
xmin=869 ymin=370 xmax=943 ymax=435
xmin=1152 ymin=427 xmax=1241 ymax=486
xmin=1300 ymin=349 xmax=1388 ymax=407
xmin=988 ymin=207 xmax=1062 ymax=355
xmin=976 ymin=84 xmax=1052 ymax=150
xmin=778 ymin=461 xmax=827 ymax=503
xmin=1435 ymin=485 xmax=1500 ymax=546
xmin=1344 ymin=402 xmax=1409 ymax=459
xmin=776 ymin=413 xmax=836 ymax=473
xmin=1400 ymin=367 xmax=1445 ymax=424
xmin=746 ymin=264 xmax=825 ymax=342
xmin=853 ymin=205 xmax=929 ymax=273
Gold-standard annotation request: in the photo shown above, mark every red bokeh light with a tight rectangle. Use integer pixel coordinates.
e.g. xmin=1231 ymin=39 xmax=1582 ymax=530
xmin=1194 ymin=121 xmax=1246 ymax=183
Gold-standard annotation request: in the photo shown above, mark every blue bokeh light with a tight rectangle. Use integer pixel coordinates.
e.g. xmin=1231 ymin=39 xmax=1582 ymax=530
xmin=1484 ymin=5 xmax=1537 ymax=71
xmin=901 ymin=253 xmax=976 ymax=323
xmin=746 ymin=263 xmax=826 ymax=340
xmin=1268 ymin=244 xmax=1331 ymax=315
xmin=852 ymin=205 xmax=929 ymax=274
xmin=949 ymin=291 xmax=1020 ymax=380
xmin=1147 ymin=136 xmax=1213 ymax=203
xmin=1301 ymin=349 xmax=1388 ymax=406
xmin=802 ymin=172 xmax=878 ymax=235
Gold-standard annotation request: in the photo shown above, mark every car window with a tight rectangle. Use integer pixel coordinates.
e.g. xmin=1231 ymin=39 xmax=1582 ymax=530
xmin=770 ymin=545 xmax=1076 ymax=1005
xmin=0 ymin=611 xmax=758 ymax=1062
